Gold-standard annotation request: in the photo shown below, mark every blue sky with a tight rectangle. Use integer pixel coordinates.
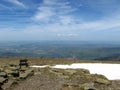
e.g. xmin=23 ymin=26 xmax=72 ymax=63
xmin=0 ymin=0 xmax=120 ymax=41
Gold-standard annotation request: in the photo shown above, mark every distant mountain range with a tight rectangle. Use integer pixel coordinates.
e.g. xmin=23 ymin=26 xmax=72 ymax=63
xmin=0 ymin=41 xmax=120 ymax=61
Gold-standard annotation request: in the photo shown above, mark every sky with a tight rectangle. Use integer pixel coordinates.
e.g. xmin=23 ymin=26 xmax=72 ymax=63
xmin=0 ymin=0 xmax=120 ymax=41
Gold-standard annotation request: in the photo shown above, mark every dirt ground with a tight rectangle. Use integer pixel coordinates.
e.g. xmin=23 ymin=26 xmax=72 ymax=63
xmin=0 ymin=57 xmax=120 ymax=90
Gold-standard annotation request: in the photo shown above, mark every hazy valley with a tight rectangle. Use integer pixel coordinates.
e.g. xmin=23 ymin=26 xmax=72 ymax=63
xmin=0 ymin=41 xmax=120 ymax=61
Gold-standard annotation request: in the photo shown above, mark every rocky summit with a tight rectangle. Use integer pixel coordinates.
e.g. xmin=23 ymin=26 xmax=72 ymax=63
xmin=0 ymin=58 xmax=120 ymax=90
xmin=13 ymin=67 xmax=120 ymax=90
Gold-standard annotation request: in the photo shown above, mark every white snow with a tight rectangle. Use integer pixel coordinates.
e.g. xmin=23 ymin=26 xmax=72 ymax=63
xmin=31 ymin=65 xmax=50 ymax=68
xmin=31 ymin=63 xmax=120 ymax=80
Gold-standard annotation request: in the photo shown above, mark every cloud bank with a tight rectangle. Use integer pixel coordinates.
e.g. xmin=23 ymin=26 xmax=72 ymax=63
xmin=0 ymin=0 xmax=120 ymax=41
xmin=7 ymin=0 xmax=26 ymax=8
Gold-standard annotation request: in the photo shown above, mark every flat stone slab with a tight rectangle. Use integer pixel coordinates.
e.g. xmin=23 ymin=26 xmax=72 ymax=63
xmin=0 ymin=77 xmax=6 ymax=83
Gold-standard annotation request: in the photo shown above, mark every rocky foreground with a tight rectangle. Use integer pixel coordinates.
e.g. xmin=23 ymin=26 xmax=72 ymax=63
xmin=0 ymin=58 xmax=120 ymax=90
xmin=13 ymin=67 xmax=120 ymax=90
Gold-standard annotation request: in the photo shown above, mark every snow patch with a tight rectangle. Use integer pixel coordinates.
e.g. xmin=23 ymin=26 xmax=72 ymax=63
xmin=31 ymin=65 xmax=50 ymax=68
xmin=31 ymin=63 xmax=120 ymax=80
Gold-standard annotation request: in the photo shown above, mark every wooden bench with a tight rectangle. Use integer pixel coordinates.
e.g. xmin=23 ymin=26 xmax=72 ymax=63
xmin=19 ymin=59 xmax=29 ymax=69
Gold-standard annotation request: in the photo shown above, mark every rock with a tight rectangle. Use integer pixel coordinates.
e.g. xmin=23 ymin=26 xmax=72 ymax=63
xmin=0 ymin=71 xmax=7 ymax=78
xmin=61 ymin=85 xmax=73 ymax=90
xmin=82 ymin=83 xmax=96 ymax=90
xmin=94 ymin=78 xmax=111 ymax=85
xmin=75 ymin=69 xmax=90 ymax=75
xmin=1 ymin=80 xmax=15 ymax=90
xmin=93 ymin=74 xmax=111 ymax=85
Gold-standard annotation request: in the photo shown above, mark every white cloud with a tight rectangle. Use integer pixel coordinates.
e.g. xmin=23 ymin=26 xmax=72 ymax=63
xmin=0 ymin=4 xmax=12 ymax=10
xmin=7 ymin=0 xmax=26 ymax=8
xmin=26 ymin=13 xmax=120 ymax=39
xmin=32 ymin=0 xmax=120 ymax=30
xmin=33 ymin=6 xmax=55 ymax=21
xmin=1 ymin=15 xmax=120 ymax=41
xmin=32 ymin=0 xmax=77 ymax=24
xmin=77 ymin=19 xmax=120 ymax=31
xmin=43 ymin=0 xmax=57 ymax=5
xmin=31 ymin=17 xmax=120 ymax=32
xmin=59 ymin=16 xmax=74 ymax=25
xmin=57 ymin=33 xmax=78 ymax=37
